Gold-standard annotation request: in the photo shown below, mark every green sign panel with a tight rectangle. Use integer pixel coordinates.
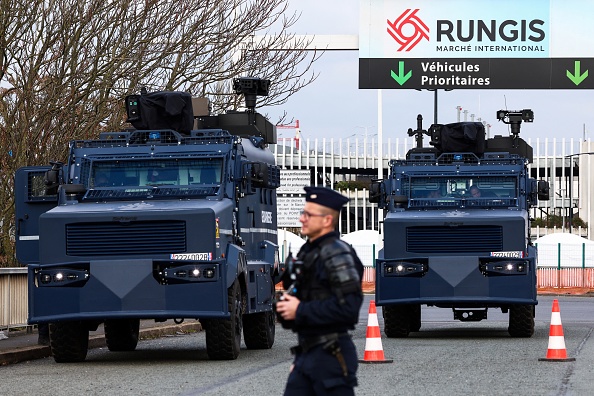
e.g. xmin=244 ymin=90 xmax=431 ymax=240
xmin=359 ymin=58 xmax=594 ymax=89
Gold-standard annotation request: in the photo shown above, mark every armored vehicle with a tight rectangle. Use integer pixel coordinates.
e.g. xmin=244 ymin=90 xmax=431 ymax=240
xmin=370 ymin=110 xmax=549 ymax=337
xmin=15 ymin=78 xmax=282 ymax=361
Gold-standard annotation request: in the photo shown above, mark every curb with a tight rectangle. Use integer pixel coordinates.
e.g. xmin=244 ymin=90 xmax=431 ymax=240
xmin=0 ymin=322 xmax=202 ymax=366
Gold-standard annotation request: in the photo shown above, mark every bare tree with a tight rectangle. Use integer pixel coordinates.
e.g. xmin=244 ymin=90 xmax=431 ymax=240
xmin=0 ymin=0 xmax=321 ymax=266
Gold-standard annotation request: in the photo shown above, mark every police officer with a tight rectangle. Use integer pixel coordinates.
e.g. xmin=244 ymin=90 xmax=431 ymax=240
xmin=275 ymin=186 xmax=364 ymax=396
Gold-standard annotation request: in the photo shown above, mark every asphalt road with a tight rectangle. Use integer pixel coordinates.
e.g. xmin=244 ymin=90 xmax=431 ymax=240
xmin=0 ymin=295 xmax=593 ymax=396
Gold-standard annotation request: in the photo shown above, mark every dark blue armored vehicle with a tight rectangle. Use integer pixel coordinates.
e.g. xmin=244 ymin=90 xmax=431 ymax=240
xmin=370 ymin=110 xmax=549 ymax=338
xmin=15 ymin=78 xmax=282 ymax=361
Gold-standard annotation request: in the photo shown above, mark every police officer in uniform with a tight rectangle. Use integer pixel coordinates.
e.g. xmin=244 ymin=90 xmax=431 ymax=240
xmin=275 ymin=186 xmax=364 ymax=396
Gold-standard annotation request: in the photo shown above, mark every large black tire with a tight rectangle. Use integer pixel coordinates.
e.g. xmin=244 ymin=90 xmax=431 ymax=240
xmin=205 ymin=281 xmax=243 ymax=360
xmin=104 ymin=319 xmax=140 ymax=351
xmin=49 ymin=321 xmax=89 ymax=363
xmin=383 ymin=305 xmax=410 ymax=338
xmin=508 ymin=304 xmax=535 ymax=337
xmin=410 ymin=304 xmax=422 ymax=332
xmin=243 ymin=310 xmax=275 ymax=349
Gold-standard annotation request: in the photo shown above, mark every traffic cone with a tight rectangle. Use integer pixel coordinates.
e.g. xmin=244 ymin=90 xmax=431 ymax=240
xmin=538 ymin=299 xmax=575 ymax=362
xmin=359 ymin=300 xmax=393 ymax=364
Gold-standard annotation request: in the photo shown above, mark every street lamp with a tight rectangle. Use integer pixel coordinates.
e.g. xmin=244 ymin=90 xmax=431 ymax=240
xmin=353 ymin=125 xmax=376 ymax=138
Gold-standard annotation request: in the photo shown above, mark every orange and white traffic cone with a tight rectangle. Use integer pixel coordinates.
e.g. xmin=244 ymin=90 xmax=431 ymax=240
xmin=538 ymin=299 xmax=575 ymax=362
xmin=359 ymin=300 xmax=393 ymax=364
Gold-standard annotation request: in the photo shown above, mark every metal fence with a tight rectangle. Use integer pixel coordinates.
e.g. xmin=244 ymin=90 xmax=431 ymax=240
xmin=537 ymin=268 xmax=594 ymax=288
xmin=350 ymin=244 xmax=376 ymax=283
xmin=535 ymin=242 xmax=594 ymax=289
xmin=0 ymin=268 xmax=28 ymax=330
xmin=535 ymin=242 xmax=594 ymax=268
xmin=274 ymin=137 xmax=593 ymax=238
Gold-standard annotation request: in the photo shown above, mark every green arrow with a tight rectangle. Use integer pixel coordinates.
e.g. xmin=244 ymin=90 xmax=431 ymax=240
xmin=567 ymin=61 xmax=588 ymax=86
xmin=390 ymin=61 xmax=412 ymax=86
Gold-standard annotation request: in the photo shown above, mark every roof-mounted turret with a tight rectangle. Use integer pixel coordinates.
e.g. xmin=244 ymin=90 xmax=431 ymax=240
xmin=496 ymin=109 xmax=533 ymax=142
xmin=125 ymin=91 xmax=195 ymax=135
xmin=488 ymin=109 xmax=534 ymax=162
xmin=196 ymin=77 xmax=276 ymax=144
xmin=404 ymin=109 xmax=535 ymax=162
xmin=124 ymin=77 xmax=276 ymax=144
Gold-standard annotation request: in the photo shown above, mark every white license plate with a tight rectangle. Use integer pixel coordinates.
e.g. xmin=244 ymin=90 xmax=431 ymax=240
xmin=170 ymin=253 xmax=212 ymax=260
xmin=490 ymin=251 xmax=523 ymax=258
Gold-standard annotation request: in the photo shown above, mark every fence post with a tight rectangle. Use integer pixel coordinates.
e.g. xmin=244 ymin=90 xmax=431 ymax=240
xmin=583 ymin=242 xmax=586 ymax=288
xmin=557 ymin=243 xmax=561 ymax=288
xmin=372 ymin=244 xmax=376 ymax=269
xmin=535 ymin=242 xmax=539 ymax=289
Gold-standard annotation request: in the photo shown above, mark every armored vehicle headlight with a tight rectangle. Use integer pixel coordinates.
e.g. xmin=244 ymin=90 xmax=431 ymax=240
xmin=36 ymin=268 xmax=90 ymax=287
xmin=382 ymin=260 xmax=428 ymax=277
xmin=159 ymin=263 xmax=219 ymax=284
xmin=479 ymin=260 xmax=528 ymax=276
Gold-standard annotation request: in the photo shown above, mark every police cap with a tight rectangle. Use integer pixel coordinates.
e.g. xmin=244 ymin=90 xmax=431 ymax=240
xmin=304 ymin=186 xmax=349 ymax=211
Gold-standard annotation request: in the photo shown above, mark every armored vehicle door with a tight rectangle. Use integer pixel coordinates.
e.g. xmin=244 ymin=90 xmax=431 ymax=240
xmin=14 ymin=166 xmax=57 ymax=264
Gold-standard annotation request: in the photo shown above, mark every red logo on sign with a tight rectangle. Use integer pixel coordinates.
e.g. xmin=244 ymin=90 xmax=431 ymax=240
xmin=387 ymin=9 xmax=430 ymax=51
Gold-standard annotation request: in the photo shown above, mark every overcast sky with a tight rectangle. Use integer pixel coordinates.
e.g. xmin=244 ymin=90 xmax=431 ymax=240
xmin=263 ymin=0 xmax=594 ymax=144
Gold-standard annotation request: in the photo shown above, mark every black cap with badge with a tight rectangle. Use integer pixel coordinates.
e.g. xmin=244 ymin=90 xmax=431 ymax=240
xmin=304 ymin=186 xmax=349 ymax=211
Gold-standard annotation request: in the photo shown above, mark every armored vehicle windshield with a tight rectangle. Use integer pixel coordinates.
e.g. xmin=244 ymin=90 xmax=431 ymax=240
xmin=81 ymin=157 xmax=224 ymax=201
xmin=404 ymin=175 xmax=518 ymax=208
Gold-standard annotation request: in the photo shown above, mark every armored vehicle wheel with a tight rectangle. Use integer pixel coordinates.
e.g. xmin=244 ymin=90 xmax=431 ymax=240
xmin=243 ymin=310 xmax=275 ymax=349
xmin=205 ymin=281 xmax=243 ymax=360
xmin=383 ymin=305 xmax=410 ymax=338
xmin=508 ymin=304 xmax=534 ymax=337
xmin=104 ymin=319 xmax=140 ymax=351
xmin=49 ymin=321 xmax=89 ymax=363
xmin=410 ymin=304 xmax=422 ymax=332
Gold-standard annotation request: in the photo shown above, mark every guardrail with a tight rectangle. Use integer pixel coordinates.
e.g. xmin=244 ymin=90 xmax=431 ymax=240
xmin=0 ymin=268 xmax=28 ymax=330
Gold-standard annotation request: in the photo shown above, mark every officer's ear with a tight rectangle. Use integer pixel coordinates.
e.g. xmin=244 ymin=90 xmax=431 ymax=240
xmin=324 ymin=211 xmax=338 ymax=228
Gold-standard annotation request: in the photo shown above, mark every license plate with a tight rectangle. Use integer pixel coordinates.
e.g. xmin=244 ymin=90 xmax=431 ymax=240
xmin=170 ymin=253 xmax=212 ymax=260
xmin=490 ymin=251 xmax=524 ymax=258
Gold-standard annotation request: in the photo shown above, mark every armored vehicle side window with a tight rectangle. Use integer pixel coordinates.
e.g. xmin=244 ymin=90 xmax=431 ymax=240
xmin=27 ymin=172 xmax=57 ymax=201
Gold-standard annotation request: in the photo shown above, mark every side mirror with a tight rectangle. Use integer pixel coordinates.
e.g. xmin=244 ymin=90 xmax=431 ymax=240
xmin=243 ymin=162 xmax=279 ymax=193
xmin=44 ymin=161 xmax=64 ymax=195
xmin=369 ymin=179 xmax=383 ymax=203
xmin=251 ymin=162 xmax=268 ymax=188
xmin=537 ymin=180 xmax=550 ymax=201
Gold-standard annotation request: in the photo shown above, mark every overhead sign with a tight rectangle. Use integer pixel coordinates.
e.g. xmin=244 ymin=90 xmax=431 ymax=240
xmin=359 ymin=0 xmax=594 ymax=89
